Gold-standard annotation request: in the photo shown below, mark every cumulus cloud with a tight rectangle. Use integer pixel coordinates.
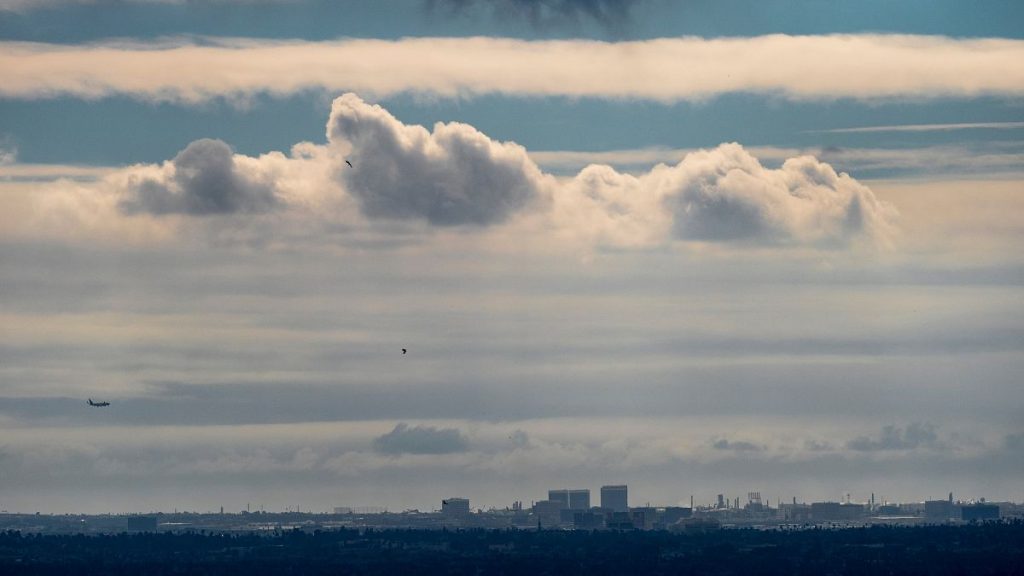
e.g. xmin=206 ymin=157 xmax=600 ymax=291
xmin=14 ymin=94 xmax=893 ymax=249
xmin=372 ymin=423 xmax=470 ymax=455
xmin=119 ymin=138 xmax=279 ymax=216
xmin=664 ymin=145 xmax=895 ymax=245
xmin=3 ymin=35 xmax=1023 ymax=103
xmin=327 ymin=93 xmax=547 ymax=226
xmin=562 ymin=143 xmax=896 ymax=248
xmin=846 ymin=423 xmax=942 ymax=451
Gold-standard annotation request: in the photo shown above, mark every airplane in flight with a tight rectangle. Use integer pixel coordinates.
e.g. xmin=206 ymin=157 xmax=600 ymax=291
xmin=87 ymin=398 xmax=110 ymax=407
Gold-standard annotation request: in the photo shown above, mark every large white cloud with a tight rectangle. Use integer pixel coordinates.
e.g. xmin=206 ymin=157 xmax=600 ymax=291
xmin=11 ymin=94 xmax=894 ymax=249
xmin=559 ymin=143 xmax=895 ymax=248
xmin=660 ymin=145 xmax=896 ymax=246
xmin=2 ymin=35 xmax=1023 ymax=103
xmin=327 ymin=93 xmax=548 ymax=227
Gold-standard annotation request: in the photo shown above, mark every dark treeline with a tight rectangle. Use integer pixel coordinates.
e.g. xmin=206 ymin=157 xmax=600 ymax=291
xmin=1 ymin=521 xmax=1022 ymax=575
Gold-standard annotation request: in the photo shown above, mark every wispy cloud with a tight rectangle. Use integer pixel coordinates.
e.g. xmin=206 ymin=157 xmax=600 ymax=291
xmin=812 ymin=121 xmax=1024 ymax=134
xmin=3 ymin=35 xmax=1023 ymax=103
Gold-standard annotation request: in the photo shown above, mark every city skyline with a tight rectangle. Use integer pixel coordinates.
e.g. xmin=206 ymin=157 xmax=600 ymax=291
xmin=1 ymin=0 xmax=1023 ymax=515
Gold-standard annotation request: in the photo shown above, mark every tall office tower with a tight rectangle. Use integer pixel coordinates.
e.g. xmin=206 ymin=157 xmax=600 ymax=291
xmin=548 ymin=490 xmax=570 ymax=509
xmin=568 ymin=489 xmax=590 ymax=510
xmin=601 ymin=485 xmax=628 ymax=512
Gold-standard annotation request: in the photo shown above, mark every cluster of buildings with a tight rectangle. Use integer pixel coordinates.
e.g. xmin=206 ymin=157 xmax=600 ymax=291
xmin=437 ymin=487 xmax=1007 ymax=531
xmin=0 ymin=489 xmax=1012 ymax=534
xmin=775 ymin=493 xmax=1001 ymax=525
xmin=439 ymin=484 xmax=701 ymax=531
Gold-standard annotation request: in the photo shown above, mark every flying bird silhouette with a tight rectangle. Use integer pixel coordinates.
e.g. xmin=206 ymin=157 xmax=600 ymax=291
xmin=402 ymin=348 xmax=407 ymax=355
xmin=345 ymin=159 xmax=353 ymax=168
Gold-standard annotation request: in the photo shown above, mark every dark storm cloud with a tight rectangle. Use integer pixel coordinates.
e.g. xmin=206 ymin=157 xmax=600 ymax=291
xmin=846 ymin=423 xmax=942 ymax=451
xmin=427 ymin=0 xmax=643 ymax=31
xmin=328 ymin=93 xmax=544 ymax=227
xmin=120 ymin=138 xmax=278 ymax=216
xmin=372 ymin=423 xmax=469 ymax=455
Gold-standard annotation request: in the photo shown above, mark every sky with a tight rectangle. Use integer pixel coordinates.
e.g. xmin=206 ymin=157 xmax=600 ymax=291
xmin=1 ymin=0 xmax=1022 ymax=514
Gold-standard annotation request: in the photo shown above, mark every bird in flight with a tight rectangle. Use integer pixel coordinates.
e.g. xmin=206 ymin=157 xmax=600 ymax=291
xmin=402 ymin=348 xmax=407 ymax=355
xmin=87 ymin=398 xmax=110 ymax=407
xmin=345 ymin=159 xmax=353 ymax=168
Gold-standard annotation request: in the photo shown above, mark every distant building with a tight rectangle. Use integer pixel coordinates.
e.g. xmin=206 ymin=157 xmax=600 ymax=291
xmin=532 ymin=500 xmax=562 ymax=527
xmin=660 ymin=507 xmax=693 ymax=525
xmin=572 ymin=510 xmax=605 ymax=529
xmin=810 ymin=502 xmax=865 ymax=522
xmin=605 ymin=511 xmax=634 ymax=530
xmin=876 ymin=504 xmax=901 ymax=516
xmin=924 ymin=500 xmax=955 ymax=522
xmin=630 ymin=507 xmax=656 ymax=530
xmin=548 ymin=490 xmax=570 ymax=509
xmin=568 ymin=489 xmax=590 ymax=510
xmin=441 ymin=498 xmax=470 ymax=518
xmin=601 ymin=485 xmax=628 ymax=513
xmin=781 ymin=503 xmax=812 ymax=522
xmin=548 ymin=489 xmax=590 ymax=510
xmin=961 ymin=504 xmax=999 ymax=522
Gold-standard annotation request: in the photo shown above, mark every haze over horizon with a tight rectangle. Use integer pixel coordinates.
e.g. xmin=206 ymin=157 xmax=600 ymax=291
xmin=1 ymin=0 xmax=1022 ymax=515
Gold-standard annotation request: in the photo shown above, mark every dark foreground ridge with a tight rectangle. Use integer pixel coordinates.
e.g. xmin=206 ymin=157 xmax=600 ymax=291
xmin=2 ymin=522 xmax=1023 ymax=575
